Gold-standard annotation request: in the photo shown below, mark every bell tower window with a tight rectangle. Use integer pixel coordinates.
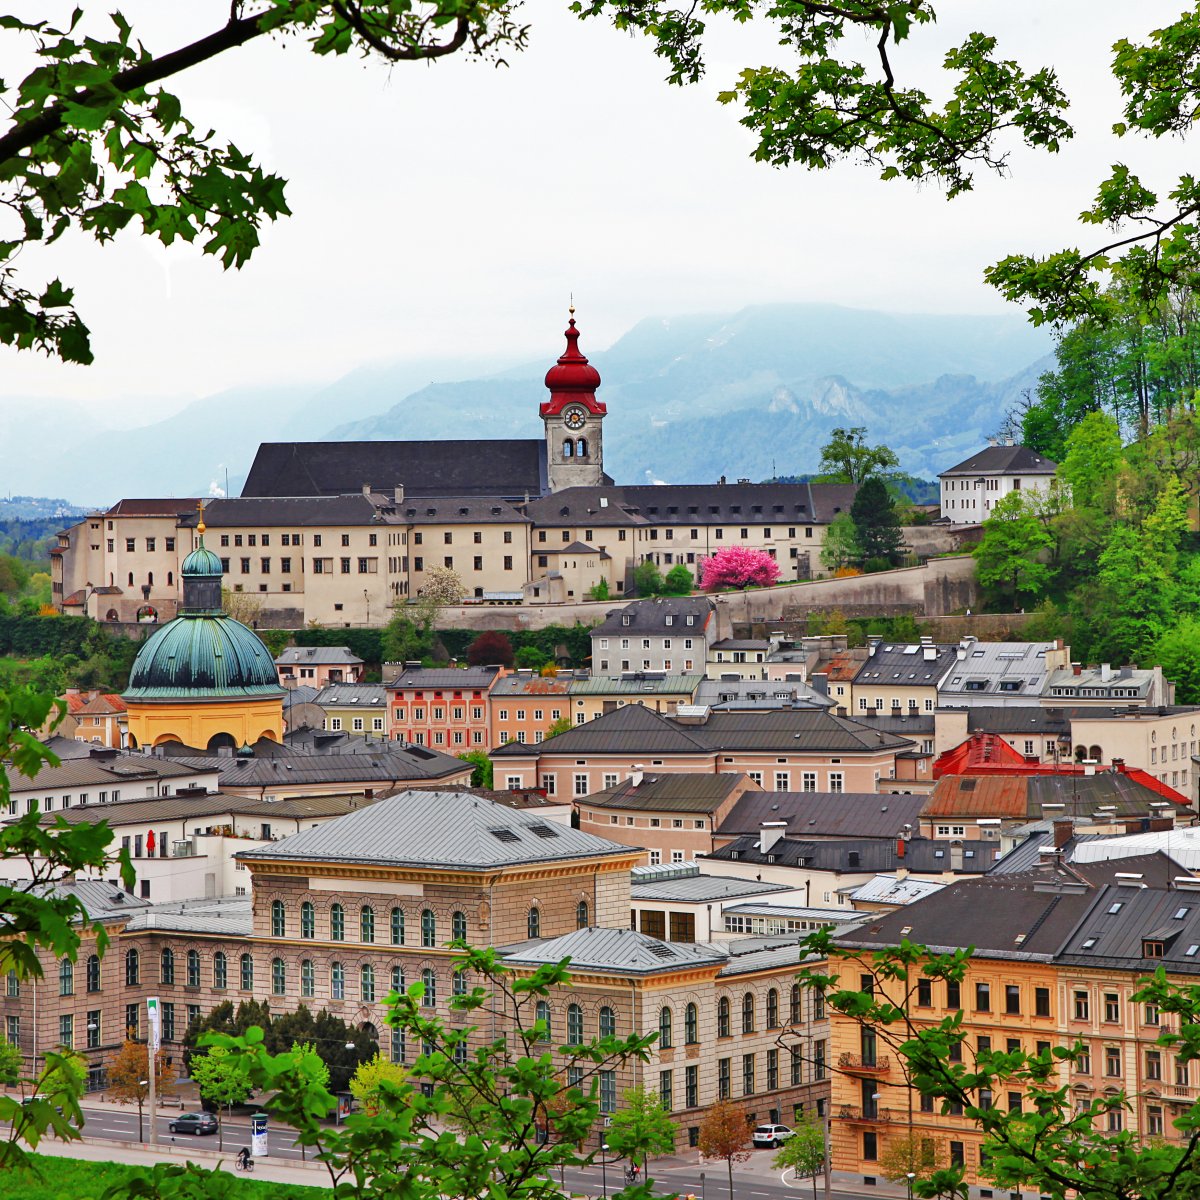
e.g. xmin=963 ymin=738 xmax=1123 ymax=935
xmin=577 ymin=437 xmax=588 ymax=458
xmin=562 ymin=440 xmax=574 ymax=458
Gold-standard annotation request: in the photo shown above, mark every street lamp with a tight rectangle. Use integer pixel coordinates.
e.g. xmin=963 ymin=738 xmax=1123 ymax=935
xmin=906 ymin=1170 xmax=916 ymax=1200
xmin=699 ymin=1169 xmax=706 ymax=1200
xmin=601 ymin=1141 xmax=609 ymax=1200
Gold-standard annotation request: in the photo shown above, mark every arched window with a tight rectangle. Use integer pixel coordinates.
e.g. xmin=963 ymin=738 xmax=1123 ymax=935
xmin=167 ymin=571 xmax=173 ymax=586
xmin=766 ymin=988 xmax=779 ymax=1029
xmin=562 ymin=440 xmax=574 ymax=458
xmin=391 ymin=965 xmax=406 ymax=995
xmin=576 ymin=900 xmax=589 ymax=929
xmin=300 ymin=960 xmax=314 ymax=998
xmin=272 ymin=957 xmax=286 ymax=996
xmin=213 ymin=951 xmax=227 ymax=990
xmin=717 ymin=996 xmax=730 ymax=1038
xmin=127 ymin=572 xmax=134 ymax=587
xmin=685 ymin=1002 xmax=698 ymax=1045
xmin=566 ymin=1003 xmax=584 ymax=1046
xmin=421 ymin=968 xmax=437 ymax=1008
xmin=240 ymin=953 xmax=253 ymax=991
xmin=187 ymin=949 xmax=200 ymax=988
xmin=452 ymin=911 xmax=467 ymax=941
xmin=742 ymin=992 xmax=755 ymax=1033
xmin=331 ymin=962 xmax=345 ymax=1000
xmin=1089 ymin=744 xmax=1103 ymax=762
xmin=125 ymin=949 xmax=139 ymax=987
xmin=147 ymin=571 xmax=153 ymax=586
xmin=86 ymin=954 xmax=100 ymax=993
xmin=160 ymin=948 xmax=175 ymax=985
xmin=599 ymin=1006 xmax=616 ymax=1039
xmin=790 ymin=983 xmax=802 ymax=1025
xmin=527 ymin=907 xmax=541 ymax=939
xmin=361 ymin=906 xmax=375 ymax=943
xmin=391 ymin=907 xmax=405 ymax=945
xmin=272 ymin=899 xmax=286 ymax=938
xmin=659 ymin=1007 xmax=673 ymax=1049
xmin=421 ymin=909 xmax=436 ymax=947
xmin=535 ymin=999 xmax=552 ymax=1041
xmin=361 ymin=964 xmax=375 ymax=1003
xmin=301 ymin=901 xmax=315 ymax=939
xmin=59 ymin=957 xmax=73 ymax=997
xmin=330 ymin=903 xmax=345 ymax=941
xmin=577 ymin=437 xmax=588 ymax=458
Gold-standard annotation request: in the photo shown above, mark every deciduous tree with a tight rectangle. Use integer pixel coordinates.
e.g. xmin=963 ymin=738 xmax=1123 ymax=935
xmin=457 ymin=750 xmax=494 ymax=788
xmin=773 ymin=1111 xmax=827 ymax=1200
xmin=817 ymin=428 xmax=899 ymax=485
xmin=466 ymin=630 xmax=514 ymax=668
xmin=605 ymin=1084 xmax=676 ymax=1176
xmin=820 ymin=512 xmax=859 ymax=573
xmin=877 ymin=1132 xmax=947 ymax=1192
xmin=697 ymin=1097 xmax=751 ymax=1199
xmin=973 ymin=492 xmax=1053 ymax=611
xmin=633 ymin=560 xmax=664 ymax=597
xmin=107 ymin=1040 xmax=175 ymax=1143
xmin=662 ymin=564 xmax=694 ymax=596
xmin=699 ymin=546 xmax=781 ymax=591
xmin=348 ymin=1052 xmax=407 ymax=1116
xmin=190 ymin=1045 xmax=252 ymax=1149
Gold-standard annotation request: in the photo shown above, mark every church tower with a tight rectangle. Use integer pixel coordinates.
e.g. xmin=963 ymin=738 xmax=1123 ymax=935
xmin=541 ymin=308 xmax=606 ymax=492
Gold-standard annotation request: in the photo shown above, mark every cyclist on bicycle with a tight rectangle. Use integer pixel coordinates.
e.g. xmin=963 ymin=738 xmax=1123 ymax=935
xmin=236 ymin=1147 xmax=252 ymax=1170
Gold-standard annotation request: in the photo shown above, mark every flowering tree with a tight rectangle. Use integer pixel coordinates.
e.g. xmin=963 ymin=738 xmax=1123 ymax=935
xmin=699 ymin=546 xmax=781 ymax=591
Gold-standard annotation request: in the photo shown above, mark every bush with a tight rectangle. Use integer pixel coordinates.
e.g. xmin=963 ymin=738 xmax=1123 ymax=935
xmin=466 ymin=630 xmax=514 ymax=667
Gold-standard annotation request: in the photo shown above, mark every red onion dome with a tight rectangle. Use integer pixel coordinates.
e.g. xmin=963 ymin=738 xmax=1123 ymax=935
xmin=544 ymin=317 xmax=601 ymax=393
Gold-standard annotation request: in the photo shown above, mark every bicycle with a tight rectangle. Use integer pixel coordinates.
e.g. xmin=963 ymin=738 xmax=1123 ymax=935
xmin=235 ymin=1152 xmax=254 ymax=1173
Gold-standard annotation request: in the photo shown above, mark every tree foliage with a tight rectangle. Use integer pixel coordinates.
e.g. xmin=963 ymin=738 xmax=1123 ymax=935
xmin=699 ymin=546 xmax=781 ymax=591
xmin=348 ymin=1052 xmax=407 ymax=1116
xmin=466 ymin=630 xmax=514 ymax=668
xmin=604 ymin=1084 xmax=676 ymax=1172
xmin=697 ymin=1097 xmax=751 ymax=1198
xmin=817 ymin=427 xmax=900 ymax=485
xmin=633 ymin=560 xmax=664 ymax=597
xmin=972 ymin=492 xmax=1053 ymax=611
xmin=107 ymin=1040 xmax=176 ymax=1142
xmin=457 ymin=749 xmax=494 ymax=788
xmin=662 ymin=563 xmax=694 ymax=596
xmin=773 ymin=1111 xmax=827 ymax=1200
xmin=190 ymin=1045 xmax=252 ymax=1149
xmin=820 ymin=512 xmax=859 ymax=573
xmin=849 ymin=478 xmax=904 ymax=567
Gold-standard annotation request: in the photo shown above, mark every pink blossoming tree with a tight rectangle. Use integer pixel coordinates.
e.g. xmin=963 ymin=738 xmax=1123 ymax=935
xmin=699 ymin=546 xmax=781 ymax=591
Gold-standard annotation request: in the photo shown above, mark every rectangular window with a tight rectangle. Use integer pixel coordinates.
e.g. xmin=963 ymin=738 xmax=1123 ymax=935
xmin=1035 ymin=987 xmax=1051 ymax=1018
xmin=828 ymin=772 xmax=843 ymax=793
xmin=599 ymin=1070 xmax=617 ymax=1114
xmin=1104 ymin=993 xmax=1120 ymax=1023
xmin=717 ymin=1058 xmax=730 ymax=1100
xmin=1074 ymin=991 xmax=1089 ymax=1021
xmin=86 ymin=1009 xmax=101 ymax=1049
xmin=1005 ymin=984 xmax=1021 ymax=1015
xmin=685 ymin=1064 xmax=698 ymax=1108
xmin=659 ymin=1069 xmax=673 ymax=1111
xmin=742 ymin=1053 xmax=755 ymax=1096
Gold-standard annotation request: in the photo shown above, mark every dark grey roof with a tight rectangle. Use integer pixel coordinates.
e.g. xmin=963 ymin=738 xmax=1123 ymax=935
xmin=591 ymin=597 xmax=716 ymax=638
xmin=313 ymin=683 xmax=389 ymax=706
xmin=939 ymin=445 xmax=1057 ymax=477
xmin=710 ymin=834 xmax=998 ymax=874
xmin=846 ymin=712 xmax=934 ymax=736
xmin=936 ymin=706 xmax=1072 ymax=734
xmin=838 ymin=874 xmax=1094 ymax=959
xmin=240 ymin=789 xmax=635 ymax=871
xmin=183 ymin=494 xmax=400 ymax=528
xmin=494 ymin=703 xmax=914 ymax=757
xmin=501 ymin=927 xmax=728 ymax=976
xmin=718 ymin=791 xmax=927 ymax=840
xmin=584 ymin=773 xmax=747 ymax=813
xmin=396 ymin=497 xmax=529 ymax=524
xmin=389 ymin=666 xmax=503 ymax=690
xmin=40 ymin=790 xmax=376 ymax=827
xmin=1056 ymin=885 xmax=1200 ymax=973
xmin=569 ymin=674 xmax=703 ymax=696
xmin=9 ymin=752 xmax=212 ymax=791
xmin=283 ymin=685 xmax=321 ymax=708
xmin=853 ymin=642 xmax=959 ymax=686
xmin=276 ymin=647 xmax=363 ymax=666
xmin=712 ymin=639 xmax=770 ymax=651
xmin=630 ymin=874 xmax=790 ymax=902
xmin=525 ymin=482 xmax=857 ymax=528
xmin=242 ymin=440 xmax=547 ymax=500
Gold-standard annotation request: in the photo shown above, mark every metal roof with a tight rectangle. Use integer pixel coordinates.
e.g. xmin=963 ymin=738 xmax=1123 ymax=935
xmin=389 ymin=666 xmax=502 ymax=690
xmin=923 ymin=772 xmax=1188 ymax=820
xmin=630 ymin=874 xmax=791 ymax=902
xmin=40 ymin=790 xmax=376 ymax=827
xmin=276 ymin=647 xmax=364 ymax=666
xmin=8 ymin=752 xmax=214 ymax=792
xmin=591 ymin=598 xmax=716 ymax=638
xmin=500 ymin=927 xmax=728 ymax=976
xmin=939 ymin=641 xmax=1055 ymax=698
xmin=124 ymin=895 xmax=253 ymax=936
xmin=314 ymin=684 xmax=388 ymax=707
xmin=853 ymin=642 xmax=959 ymax=686
xmin=848 ymin=874 xmax=946 ymax=905
xmin=239 ymin=789 xmax=636 ymax=871
xmin=938 ymin=445 xmax=1057 ymax=477
xmin=710 ymin=834 xmax=999 ymax=873
xmin=568 ymin=674 xmax=704 ymax=696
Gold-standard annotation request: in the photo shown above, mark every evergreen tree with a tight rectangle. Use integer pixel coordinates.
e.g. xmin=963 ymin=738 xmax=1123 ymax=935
xmin=849 ymin=478 xmax=904 ymax=566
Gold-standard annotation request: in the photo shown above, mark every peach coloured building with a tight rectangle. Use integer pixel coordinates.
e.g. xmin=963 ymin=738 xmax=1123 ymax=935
xmin=388 ymin=663 xmax=505 ymax=753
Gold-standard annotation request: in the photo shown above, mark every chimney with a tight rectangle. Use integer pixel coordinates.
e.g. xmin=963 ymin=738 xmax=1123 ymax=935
xmin=1053 ymin=818 xmax=1073 ymax=849
xmin=1073 ymin=664 xmax=1082 ymax=676
xmin=896 ymin=837 xmax=906 ymax=859
xmin=394 ymin=484 xmax=405 ymax=504
xmin=759 ymin=822 xmax=788 ymax=854
xmin=987 ymin=436 xmax=998 ymax=447
xmin=836 ymin=705 xmax=847 ymax=717
xmin=1100 ymin=663 xmax=1113 ymax=683
xmin=630 ymin=764 xmax=644 ymax=787
xmin=868 ymin=637 xmax=881 ymax=657
xmin=923 ymin=646 xmax=937 ymax=661
xmin=362 ymin=483 xmax=371 ymax=496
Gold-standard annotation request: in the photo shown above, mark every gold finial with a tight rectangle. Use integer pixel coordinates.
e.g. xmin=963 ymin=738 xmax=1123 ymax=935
xmin=197 ymin=498 xmax=206 ymax=536
xmin=569 ymin=292 xmax=575 ymax=317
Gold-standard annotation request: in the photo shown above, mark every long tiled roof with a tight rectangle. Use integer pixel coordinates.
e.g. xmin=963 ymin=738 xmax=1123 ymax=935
xmin=239 ymin=789 xmax=636 ymax=870
xmin=923 ymin=772 xmax=1189 ymax=820
xmin=569 ymin=674 xmax=703 ymax=696
xmin=709 ymin=833 xmax=999 ymax=873
xmin=501 ymin=927 xmax=728 ymax=976
xmin=124 ymin=896 xmax=252 ymax=936
xmin=242 ymin=440 xmax=547 ymax=500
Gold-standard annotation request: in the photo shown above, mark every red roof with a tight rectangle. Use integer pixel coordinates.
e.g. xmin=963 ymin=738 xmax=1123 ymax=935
xmin=539 ymin=315 xmax=606 ymax=418
xmin=934 ymin=732 xmax=1028 ymax=777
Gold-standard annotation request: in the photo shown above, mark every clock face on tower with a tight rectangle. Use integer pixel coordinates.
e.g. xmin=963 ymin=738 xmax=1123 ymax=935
xmin=563 ymin=406 xmax=587 ymax=431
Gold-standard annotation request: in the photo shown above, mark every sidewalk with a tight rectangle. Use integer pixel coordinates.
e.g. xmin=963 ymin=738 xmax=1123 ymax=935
xmin=33 ymin=1133 xmax=333 ymax=1189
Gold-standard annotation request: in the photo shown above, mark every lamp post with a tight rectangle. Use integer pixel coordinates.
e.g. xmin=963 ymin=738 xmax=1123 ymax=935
xmin=906 ymin=1171 xmax=915 ymax=1200
xmin=601 ymin=1141 xmax=609 ymax=1200
xmin=699 ymin=1169 xmax=705 ymax=1200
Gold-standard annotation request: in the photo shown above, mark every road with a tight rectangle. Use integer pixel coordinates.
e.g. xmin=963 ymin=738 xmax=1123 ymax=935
xmin=76 ymin=1105 xmax=894 ymax=1200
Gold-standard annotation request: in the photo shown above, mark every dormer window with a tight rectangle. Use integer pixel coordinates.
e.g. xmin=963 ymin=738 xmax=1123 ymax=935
xmin=622 ymin=615 xmax=631 ymax=626
xmin=1144 ymin=940 xmax=1165 ymax=959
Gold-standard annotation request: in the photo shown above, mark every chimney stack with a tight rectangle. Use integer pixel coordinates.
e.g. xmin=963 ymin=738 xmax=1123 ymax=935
xmin=759 ymin=822 xmax=788 ymax=854
xmin=1053 ymin=818 xmax=1073 ymax=849
xmin=394 ymin=484 xmax=405 ymax=504
xmin=630 ymin=764 xmax=644 ymax=787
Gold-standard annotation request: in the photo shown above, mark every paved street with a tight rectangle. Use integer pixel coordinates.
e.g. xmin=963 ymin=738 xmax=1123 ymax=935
xmin=70 ymin=1104 xmax=908 ymax=1200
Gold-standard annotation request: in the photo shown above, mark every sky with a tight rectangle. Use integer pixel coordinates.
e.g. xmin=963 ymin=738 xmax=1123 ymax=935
xmin=0 ymin=1 xmax=1189 ymax=415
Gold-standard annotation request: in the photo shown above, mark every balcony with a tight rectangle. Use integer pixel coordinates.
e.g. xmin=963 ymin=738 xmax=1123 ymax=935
xmin=1162 ymin=1083 xmax=1200 ymax=1104
xmin=839 ymin=1052 xmax=891 ymax=1075
xmin=837 ymin=1105 xmax=897 ymax=1124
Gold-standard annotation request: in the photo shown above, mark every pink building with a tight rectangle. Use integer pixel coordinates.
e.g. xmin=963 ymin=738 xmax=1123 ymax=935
xmin=388 ymin=664 xmax=505 ymax=752
xmin=275 ymin=646 xmax=364 ymax=689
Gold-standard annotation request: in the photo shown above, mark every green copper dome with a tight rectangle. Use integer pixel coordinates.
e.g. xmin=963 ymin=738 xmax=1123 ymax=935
xmin=124 ymin=521 xmax=282 ymax=703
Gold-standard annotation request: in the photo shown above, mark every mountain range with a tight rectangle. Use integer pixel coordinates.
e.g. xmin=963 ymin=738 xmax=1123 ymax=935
xmin=1 ymin=303 xmax=1054 ymax=505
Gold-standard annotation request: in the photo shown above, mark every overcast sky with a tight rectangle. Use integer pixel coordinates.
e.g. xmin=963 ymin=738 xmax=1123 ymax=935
xmin=0 ymin=1 xmax=1187 ymax=412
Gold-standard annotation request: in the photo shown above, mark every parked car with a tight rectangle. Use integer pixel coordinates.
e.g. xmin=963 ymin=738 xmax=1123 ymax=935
xmin=169 ymin=1112 xmax=218 ymax=1135
xmin=752 ymin=1123 xmax=794 ymax=1149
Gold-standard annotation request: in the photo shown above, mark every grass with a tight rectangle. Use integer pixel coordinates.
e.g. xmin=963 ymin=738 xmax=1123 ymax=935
xmin=3 ymin=1154 xmax=328 ymax=1199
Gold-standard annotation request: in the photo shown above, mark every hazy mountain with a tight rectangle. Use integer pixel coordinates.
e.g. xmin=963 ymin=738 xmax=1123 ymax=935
xmin=1 ymin=303 xmax=1054 ymax=504
xmin=335 ymin=303 xmax=1055 ymax=481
